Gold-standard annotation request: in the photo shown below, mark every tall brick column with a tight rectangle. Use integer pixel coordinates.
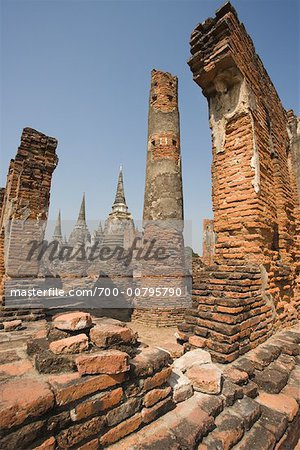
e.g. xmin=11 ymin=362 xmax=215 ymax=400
xmin=133 ymin=70 xmax=189 ymax=326
xmin=143 ymin=69 xmax=183 ymax=222
xmin=0 ymin=128 xmax=58 ymax=317
xmin=179 ymin=2 xmax=300 ymax=361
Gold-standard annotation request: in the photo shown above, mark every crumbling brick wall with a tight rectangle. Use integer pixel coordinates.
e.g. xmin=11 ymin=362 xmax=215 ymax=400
xmin=0 ymin=128 xmax=58 ymax=313
xmin=180 ymin=2 xmax=300 ymax=362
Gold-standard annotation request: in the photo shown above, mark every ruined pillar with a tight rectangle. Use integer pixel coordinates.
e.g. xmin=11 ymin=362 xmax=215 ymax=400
xmin=179 ymin=2 xmax=300 ymax=361
xmin=143 ymin=69 xmax=183 ymax=222
xmin=0 ymin=128 xmax=58 ymax=316
xmin=133 ymin=70 xmax=190 ymax=326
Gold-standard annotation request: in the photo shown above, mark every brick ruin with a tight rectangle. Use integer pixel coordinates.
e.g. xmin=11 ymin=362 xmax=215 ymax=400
xmin=0 ymin=128 xmax=58 ymax=321
xmin=179 ymin=2 xmax=300 ymax=363
xmin=0 ymin=3 xmax=299 ymax=450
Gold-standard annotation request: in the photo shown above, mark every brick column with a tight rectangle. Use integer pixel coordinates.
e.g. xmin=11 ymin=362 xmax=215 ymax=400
xmin=133 ymin=70 xmax=189 ymax=326
xmin=0 ymin=128 xmax=58 ymax=314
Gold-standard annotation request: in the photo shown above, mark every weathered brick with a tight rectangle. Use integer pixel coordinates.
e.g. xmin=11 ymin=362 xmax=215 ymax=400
xmin=259 ymin=404 xmax=288 ymax=441
xmin=173 ymin=349 xmax=211 ymax=372
xmin=0 ymin=378 xmax=54 ymax=430
xmin=75 ymin=350 xmax=130 ymax=375
xmin=234 ymin=423 xmax=276 ymax=450
xmin=242 ymin=380 xmax=258 ymax=398
xmin=70 ymin=387 xmax=123 ymax=421
xmin=221 ymin=379 xmax=244 ymax=406
xmin=90 ymin=324 xmax=136 ymax=348
xmin=3 ymin=320 xmax=22 ymax=331
xmin=186 ymin=363 xmax=222 ymax=394
xmin=106 ymin=398 xmax=141 ymax=426
xmin=53 ymin=311 xmax=92 ymax=331
xmin=0 ymin=359 xmax=33 ymax=379
xmin=254 ymin=367 xmax=288 ymax=393
xmin=256 ymin=392 xmax=299 ymax=421
xmin=143 ymin=385 xmax=172 ymax=407
xmin=48 ymin=371 xmax=125 ymax=405
xmin=56 ymin=416 xmax=105 ymax=448
xmin=142 ymin=396 xmax=174 ymax=424
xmin=77 ymin=438 xmax=99 ymax=450
xmin=230 ymin=397 xmax=261 ymax=430
xmin=195 ymin=392 xmax=224 ymax=417
xmin=167 ymin=368 xmax=193 ymax=403
xmin=0 ymin=420 xmax=46 ymax=450
xmin=130 ymin=347 xmax=172 ymax=377
xmin=49 ymin=333 xmax=88 ymax=354
xmin=163 ymin=395 xmax=215 ymax=447
xmin=143 ymin=366 xmax=172 ymax=391
xmin=223 ymin=366 xmax=249 ymax=385
xmin=210 ymin=412 xmax=244 ymax=450
xmin=32 ymin=436 xmax=56 ymax=450
xmin=100 ymin=413 xmax=142 ymax=446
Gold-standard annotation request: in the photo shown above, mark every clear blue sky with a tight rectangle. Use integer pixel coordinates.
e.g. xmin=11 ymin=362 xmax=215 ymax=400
xmin=0 ymin=0 xmax=299 ymax=253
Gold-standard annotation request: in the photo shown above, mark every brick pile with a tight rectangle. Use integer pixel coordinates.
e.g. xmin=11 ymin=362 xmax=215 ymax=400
xmin=109 ymin=325 xmax=300 ymax=450
xmin=0 ymin=311 xmax=175 ymax=449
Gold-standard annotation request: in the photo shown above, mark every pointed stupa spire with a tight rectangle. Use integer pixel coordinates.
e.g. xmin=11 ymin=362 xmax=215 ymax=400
xmin=112 ymin=166 xmax=128 ymax=214
xmin=68 ymin=193 xmax=91 ymax=246
xmin=52 ymin=210 xmax=63 ymax=243
xmin=77 ymin=193 xmax=86 ymax=224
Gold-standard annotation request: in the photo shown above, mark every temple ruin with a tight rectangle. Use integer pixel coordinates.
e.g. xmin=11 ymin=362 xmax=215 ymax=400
xmin=0 ymin=3 xmax=299 ymax=449
xmin=178 ymin=1 xmax=300 ymax=363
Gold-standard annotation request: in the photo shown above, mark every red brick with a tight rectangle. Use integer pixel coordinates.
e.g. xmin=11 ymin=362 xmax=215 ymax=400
xmin=223 ymin=366 xmax=249 ymax=385
xmin=3 ymin=320 xmax=22 ymax=331
xmin=76 ymin=350 xmax=130 ymax=375
xmin=99 ymin=413 xmax=142 ymax=446
xmin=33 ymin=436 xmax=56 ymax=450
xmin=130 ymin=347 xmax=172 ymax=377
xmin=53 ymin=311 xmax=92 ymax=331
xmin=0 ymin=378 xmax=54 ymax=429
xmin=143 ymin=366 xmax=172 ymax=391
xmin=48 ymin=371 xmax=125 ymax=405
xmin=143 ymin=386 xmax=172 ymax=407
xmin=256 ymin=392 xmax=299 ymax=421
xmin=0 ymin=359 xmax=33 ymax=378
xmin=77 ymin=438 xmax=99 ymax=450
xmin=188 ymin=335 xmax=207 ymax=348
xmin=70 ymin=387 xmax=123 ymax=421
xmin=162 ymin=395 xmax=215 ymax=447
xmin=142 ymin=397 xmax=174 ymax=424
xmin=49 ymin=333 xmax=88 ymax=354
xmin=211 ymin=412 xmax=245 ymax=449
xmin=90 ymin=324 xmax=135 ymax=348
xmin=57 ymin=416 xmax=105 ymax=448
xmin=186 ymin=364 xmax=222 ymax=394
